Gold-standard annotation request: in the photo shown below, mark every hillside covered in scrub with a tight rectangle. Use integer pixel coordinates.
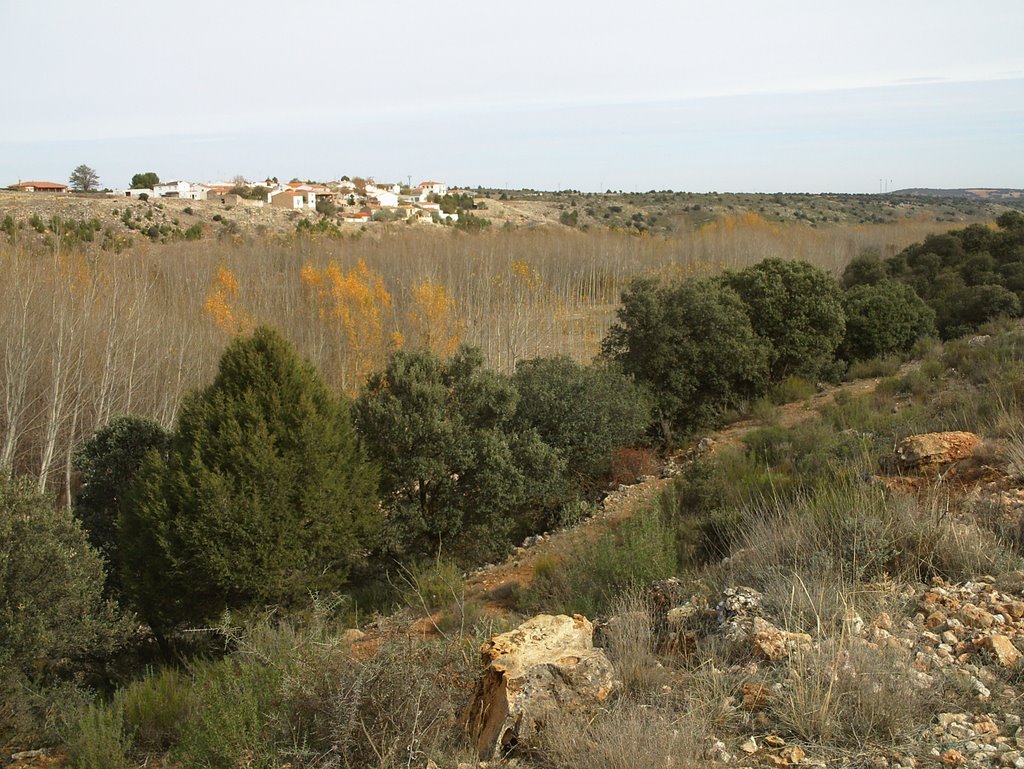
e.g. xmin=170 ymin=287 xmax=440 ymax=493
xmin=3 ymin=213 xmax=1024 ymax=768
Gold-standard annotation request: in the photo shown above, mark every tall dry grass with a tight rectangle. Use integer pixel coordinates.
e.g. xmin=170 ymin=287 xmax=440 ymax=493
xmin=0 ymin=217 xmax=958 ymax=496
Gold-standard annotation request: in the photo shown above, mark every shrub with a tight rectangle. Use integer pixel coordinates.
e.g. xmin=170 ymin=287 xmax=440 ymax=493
xmin=538 ymin=703 xmax=705 ymax=769
xmin=773 ymin=634 xmax=927 ymax=745
xmin=936 ymin=283 xmax=1021 ymax=339
xmin=721 ymin=258 xmax=846 ymax=381
xmin=841 ymin=249 xmax=888 ymax=288
xmin=173 ymin=659 xmax=281 ymax=768
xmin=846 ymin=354 xmax=902 ymax=379
xmin=770 ymin=375 xmax=816 ymax=404
xmin=315 ymin=198 xmax=338 ymax=217
xmin=63 ymin=701 xmax=129 ymax=769
xmin=355 ymin=346 xmax=568 ymax=562
xmin=121 ymin=327 xmax=380 ymax=633
xmin=603 ymin=588 xmax=665 ymax=694
xmin=453 ymin=211 xmax=491 ymax=231
xmin=72 ymin=415 xmax=170 ymax=598
xmin=609 ymin=447 xmax=659 ymax=486
xmin=396 ymin=557 xmax=465 ymax=613
xmin=120 ymin=666 xmax=195 ymax=752
xmin=525 ymin=502 xmax=676 ymax=616
xmin=511 ymin=357 xmax=651 ymax=490
xmin=235 ymin=610 xmax=481 ymax=769
xmin=0 ymin=476 xmax=130 ymax=681
xmin=840 ymin=281 xmax=936 ymax=361
xmin=601 ymin=276 xmax=770 ymax=443
xmin=729 ymin=481 xmax=1022 ymax=604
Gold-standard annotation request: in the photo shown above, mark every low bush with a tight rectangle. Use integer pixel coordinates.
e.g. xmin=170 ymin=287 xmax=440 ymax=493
xmin=173 ymin=659 xmax=281 ymax=769
xmin=770 ymin=375 xmax=816 ymax=404
xmin=396 ymin=557 xmax=465 ymax=614
xmin=120 ymin=666 xmax=194 ymax=752
xmin=63 ymin=701 xmax=129 ymax=769
xmin=524 ymin=502 xmax=676 ymax=616
xmin=609 ymin=446 xmax=659 ymax=486
xmin=727 ymin=481 xmax=1022 ymax=612
xmin=846 ymin=354 xmax=902 ymax=379
xmin=603 ymin=589 xmax=666 ymax=694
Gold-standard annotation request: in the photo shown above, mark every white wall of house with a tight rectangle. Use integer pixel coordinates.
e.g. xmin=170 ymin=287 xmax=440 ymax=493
xmin=372 ymin=191 xmax=399 ymax=208
xmin=117 ymin=188 xmax=154 ymax=199
xmin=154 ymin=180 xmax=194 ymax=198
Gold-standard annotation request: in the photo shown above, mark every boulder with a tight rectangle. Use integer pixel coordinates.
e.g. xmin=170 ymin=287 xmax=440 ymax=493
xmin=462 ymin=614 xmax=617 ymax=759
xmin=887 ymin=431 xmax=981 ymax=473
xmin=750 ymin=616 xmax=813 ymax=662
xmin=978 ymin=634 xmax=1020 ymax=668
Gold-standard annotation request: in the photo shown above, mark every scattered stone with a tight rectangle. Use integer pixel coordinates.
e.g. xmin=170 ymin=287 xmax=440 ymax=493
xmin=740 ymin=681 xmax=771 ymax=711
xmin=940 ymin=748 xmax=967 ymax=766
xmin=705 ymin=739 xmax=732 ymax=763
xmin=751 ymin=616 xmax=813 ymax=662
xmin=780 ymin=745 xmax=805 ymax=764
xmin=978 ymin=634 xmax=1021 ymax=668
xmin=959 ymin=603 xmax=995 ymax=629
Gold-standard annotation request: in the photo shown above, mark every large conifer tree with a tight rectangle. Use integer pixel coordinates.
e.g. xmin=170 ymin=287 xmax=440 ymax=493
xmin=122 ymin=327 xmax=378 ymax=632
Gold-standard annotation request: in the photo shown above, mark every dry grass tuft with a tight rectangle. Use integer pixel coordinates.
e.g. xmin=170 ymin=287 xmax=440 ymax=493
xmin=537 ymin=702 xmax=706 ymax=769
xmin=773 ymin=634 xmax=926 ymax=746
xmin=603 ymin=588 xmax=666 ymax=694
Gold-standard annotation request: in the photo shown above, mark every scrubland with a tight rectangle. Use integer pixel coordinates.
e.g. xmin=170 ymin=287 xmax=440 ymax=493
xmin=4 ymin=209 xmax=1024 ymax=769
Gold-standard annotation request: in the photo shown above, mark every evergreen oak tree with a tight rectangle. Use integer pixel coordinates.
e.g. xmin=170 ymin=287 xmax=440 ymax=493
xmin=354 ymin=346 xmax=567 ymax=561
xmin=601 ymin=276 xmax=770 ymax=444
xmin=721 ymin=258 xmax=846 ymax=382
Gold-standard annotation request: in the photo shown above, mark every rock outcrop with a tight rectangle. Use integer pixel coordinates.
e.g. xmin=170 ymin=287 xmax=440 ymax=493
xmin=887 ymin=431 xmax=982 ymax=473
xmin=461 ymin=614 xmax=617 ymax=759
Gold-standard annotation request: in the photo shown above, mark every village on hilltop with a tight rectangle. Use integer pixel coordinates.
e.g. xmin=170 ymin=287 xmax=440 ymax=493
xmin=6 ymin=176 xmax=460 ymax=224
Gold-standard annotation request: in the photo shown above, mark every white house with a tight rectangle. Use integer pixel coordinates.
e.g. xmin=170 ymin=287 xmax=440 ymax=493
xmin=114 ymin=188 xmax=155 ymax=199
xmin=153 ymin=180 xmax=196 ymax=198
xmin=417 ymin=180 xmax=448 ymax=197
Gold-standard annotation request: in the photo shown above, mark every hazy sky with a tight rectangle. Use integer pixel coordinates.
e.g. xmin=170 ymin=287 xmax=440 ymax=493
xmin=2 ymin=0 xmax=1022 ymax=192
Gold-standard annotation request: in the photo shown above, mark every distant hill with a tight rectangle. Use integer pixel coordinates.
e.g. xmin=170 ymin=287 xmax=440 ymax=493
xmin=892 ymin=187 xmax=1024 ymax=200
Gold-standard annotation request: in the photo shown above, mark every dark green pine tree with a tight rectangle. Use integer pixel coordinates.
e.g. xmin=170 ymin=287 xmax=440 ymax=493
xmin=121 ymin=326 xmax=379 ymax=633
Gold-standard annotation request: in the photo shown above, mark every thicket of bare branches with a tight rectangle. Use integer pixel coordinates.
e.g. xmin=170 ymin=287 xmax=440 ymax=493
xmin=0 ymin=216 xmax=953 ymax=497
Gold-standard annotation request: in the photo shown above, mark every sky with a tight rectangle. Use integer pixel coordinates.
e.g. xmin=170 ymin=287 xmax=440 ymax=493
xmin=1 ymin=0 xmax=1022 ymax=193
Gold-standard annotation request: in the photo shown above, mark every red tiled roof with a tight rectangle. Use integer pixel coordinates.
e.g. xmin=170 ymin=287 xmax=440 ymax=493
xmin=13 ymin=181 xmax=67 ymax=190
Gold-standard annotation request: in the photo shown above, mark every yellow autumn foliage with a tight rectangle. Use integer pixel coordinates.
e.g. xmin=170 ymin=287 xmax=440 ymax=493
xmin=204 ymin=266 xmax=252 ymax=335
xmin=405 ymin=279 xmax=463 ymax=358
